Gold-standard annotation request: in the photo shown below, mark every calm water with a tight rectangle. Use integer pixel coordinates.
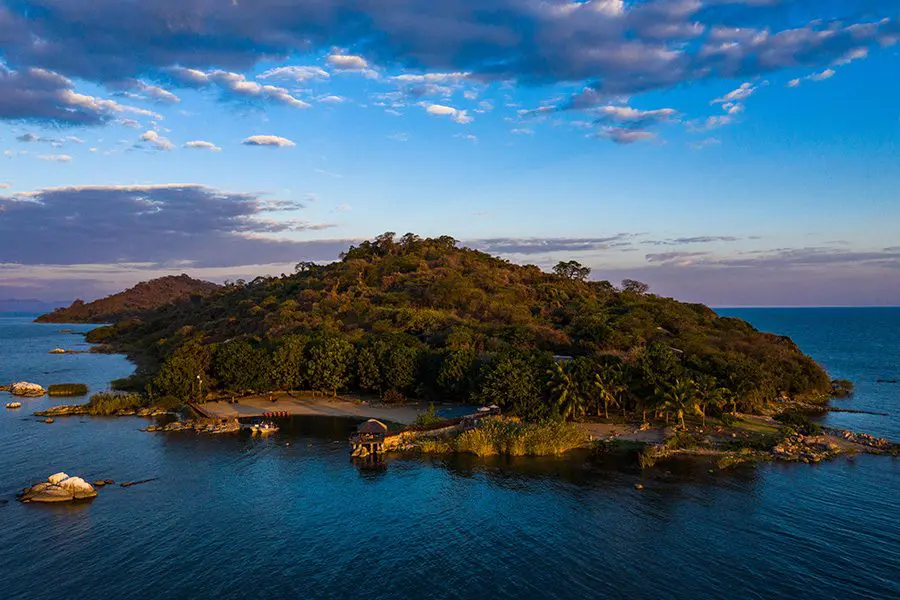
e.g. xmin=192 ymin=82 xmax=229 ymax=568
xmin=1 ymin=310 xmax=898 ymax=599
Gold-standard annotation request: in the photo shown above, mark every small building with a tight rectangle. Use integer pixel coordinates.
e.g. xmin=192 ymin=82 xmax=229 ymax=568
xmin=350 ymin=419 xmax=388 ymax=457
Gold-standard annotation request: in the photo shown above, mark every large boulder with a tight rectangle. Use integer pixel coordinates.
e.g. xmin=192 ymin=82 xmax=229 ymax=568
xmin=9 ymin=382 xmax=46 ymax=397
xmin=19 ymin=473 xmax=98 ymax=503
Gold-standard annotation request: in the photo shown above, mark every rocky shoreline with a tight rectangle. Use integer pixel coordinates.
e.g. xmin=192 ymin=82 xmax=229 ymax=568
xmin=143 ymin=418 xmax=241 ymax=435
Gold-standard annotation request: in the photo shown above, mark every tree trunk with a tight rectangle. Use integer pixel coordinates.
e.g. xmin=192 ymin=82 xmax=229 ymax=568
xmin=603 ymin=398 xmax=608 ymax=419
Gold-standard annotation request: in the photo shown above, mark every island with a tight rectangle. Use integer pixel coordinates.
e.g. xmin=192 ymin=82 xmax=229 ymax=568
xmin=33 ymin=233 xmax=897 ymax=466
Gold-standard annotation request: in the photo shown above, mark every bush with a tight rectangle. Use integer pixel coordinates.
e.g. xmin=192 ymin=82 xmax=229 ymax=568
xmin=382 ymin=389 xmax=406 ymax=404
xmin=86 ymin=392 xmax=145 ymax=415
xmin=152 ymin=395 xmax=183 ymax=411
xmin=413 ymin=404 xmax=445 ymax=429
xmin=48 ymin=383 xmax=89 ymax=397
xmin=831 ymin=379 xmax=854 ymax=398
xmin=774 ymin=410 xmax=822 ymax=435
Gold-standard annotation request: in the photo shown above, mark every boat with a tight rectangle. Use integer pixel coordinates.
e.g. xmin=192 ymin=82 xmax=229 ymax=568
xmin=249 ymin=421 xmax=279 ymax=435
xmin=6 ymin=402 xmax=22 ymax=409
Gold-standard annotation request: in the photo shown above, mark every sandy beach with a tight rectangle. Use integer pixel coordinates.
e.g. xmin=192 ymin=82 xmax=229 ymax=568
xmin=200 ymin=392 xmax=430 ymax=425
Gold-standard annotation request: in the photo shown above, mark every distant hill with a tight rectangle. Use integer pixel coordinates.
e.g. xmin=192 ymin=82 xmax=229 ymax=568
xmin=35 ymin=275 xmax=221 ymax=323
xmin=0 ymin=299 xmax=69 ymax=313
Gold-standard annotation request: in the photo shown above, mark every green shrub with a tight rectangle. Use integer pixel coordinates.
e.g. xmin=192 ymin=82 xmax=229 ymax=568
xmin=831 ymin=379 xmax=854 ymax=398
xmin=87 ymin=392 xmax=146 ymax=415
xmin=720 ymin=413 xmax=738 ymax=427
xmin=152 ymin=395 xmax=183 ymax=411
xmin=413 ymin=404 xmax=445 ymax=429
xmin=47 ymin=383 xmax=89 ymax=397
xmin=774 ymin=410 xmax=822 ymax=435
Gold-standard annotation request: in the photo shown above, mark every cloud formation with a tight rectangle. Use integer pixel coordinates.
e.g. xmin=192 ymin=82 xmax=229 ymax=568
xmin=241 ymin=135 xmax=296 ymax=147
xmin=184 ymin=140 xmax=222 ymax=152
xmin=0 ymin=0 xmax=893 ymax=124
xmin=0 ymin=184 xmax=340 ymax=267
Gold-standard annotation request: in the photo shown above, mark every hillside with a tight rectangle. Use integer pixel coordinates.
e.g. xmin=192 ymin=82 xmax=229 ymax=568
xmin=95 ymin=234 xmax=832 ymax=420
xmin=35 ymin=274 xmax=221 ymax=324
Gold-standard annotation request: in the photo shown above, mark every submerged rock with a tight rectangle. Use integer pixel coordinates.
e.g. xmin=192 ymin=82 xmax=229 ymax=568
xmin=19 ymin=473 xmax=98 ymax=503
xmin=9 ymin=382 xmax=46 ymax=397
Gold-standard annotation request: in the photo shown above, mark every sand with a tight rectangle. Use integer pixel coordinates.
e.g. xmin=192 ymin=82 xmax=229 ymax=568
xmin=199 ymin=392 xmax=427 ymax=425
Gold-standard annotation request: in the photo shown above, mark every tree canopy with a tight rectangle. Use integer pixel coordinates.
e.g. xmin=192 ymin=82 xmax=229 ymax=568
xmin=96 ymin=233 xmax=832 ymax=419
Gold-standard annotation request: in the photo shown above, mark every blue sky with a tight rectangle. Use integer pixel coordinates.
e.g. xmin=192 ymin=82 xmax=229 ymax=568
xmin=1 ymin=0 xmax=898 ymax=305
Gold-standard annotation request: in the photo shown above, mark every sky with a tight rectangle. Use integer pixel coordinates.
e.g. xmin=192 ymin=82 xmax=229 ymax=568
xmin=0 ymin=0 xmax=898 ymax=306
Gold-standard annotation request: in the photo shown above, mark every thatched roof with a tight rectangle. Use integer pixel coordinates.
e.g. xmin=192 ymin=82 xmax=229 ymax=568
xmin=357 ymin=419 xmax=388 ymax=434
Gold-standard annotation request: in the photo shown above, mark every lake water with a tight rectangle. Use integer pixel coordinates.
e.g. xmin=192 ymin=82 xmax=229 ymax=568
xmin=1 ymin=310 xmax=899 ymax=599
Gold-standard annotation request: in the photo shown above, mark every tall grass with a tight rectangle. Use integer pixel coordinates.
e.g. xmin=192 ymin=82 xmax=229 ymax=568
xmin=86 ymin=392 xmax=146 ymax=415
xmin=454 ymin=418 xmax=585 ymax=457
xmin=47 ymin=383 xmax=89 ymax=397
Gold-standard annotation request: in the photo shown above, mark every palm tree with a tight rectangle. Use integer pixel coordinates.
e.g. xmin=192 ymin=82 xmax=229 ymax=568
xmin=661 ymin=378 xmax=696 ymax=430
xmin=594 ymin=365 xmax=625 ymax=419
xmin=548 ymin=362 xmax=585 ymax=421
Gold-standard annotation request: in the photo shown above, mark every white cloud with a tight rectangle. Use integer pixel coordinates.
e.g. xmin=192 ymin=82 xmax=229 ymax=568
xmin=392 ymin=72 xmax=470 ymax=83
xmin=170 ymin=68 xmax=310 ymax=108
xmin=140 ymin=130 xmax=174 ymax=151
xmin=242 ymin=135 xmax=296 ymax=147
xmin=38 ymin=154 xmax=72 ymax=162
xmin=184 ymin=140 xmax=222 ymax=152
xmin=327 ymin=53 xmax=369 ymax=70
xmin=317 ymin=95 xmax=345 ymax=104
xmin=712 ymin=82 xmax=756 ymax=105
xmin=257 ymin=66 xmax=330 ymax=81
xmin=511 ymin=127 xmax=534 ymax=135
xmin=419 ymin=102 xmax=473 ymax=124
xmin=598 ymin=128 xmax=655 ymax=144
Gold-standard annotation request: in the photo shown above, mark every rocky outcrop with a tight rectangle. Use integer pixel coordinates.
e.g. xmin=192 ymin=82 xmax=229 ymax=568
xmin=35 ymin=405 xmax=89 ymax=417
xmin=6 ymin=402 xmax=22 ymax=409
xmin=18 ymin=472 xmax=98 ymax=503
xmin=49 ymin=348 xmax=66 ymax=354
xmin=9 ymin=382 xmax=46 ymax=397
xmin=143 ymin=418 xmax=240 ymax=434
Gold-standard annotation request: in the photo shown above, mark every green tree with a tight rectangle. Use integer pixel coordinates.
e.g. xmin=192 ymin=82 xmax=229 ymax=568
xmin=271 ymin=335 xmax=308 ymax=390
xmin=476 ymin=355 xmax=546 ymax=420
xmin=305 ymin=335 xmax=355 ymax=396
xmin=382 ymin=342 xmax=421 ymax=394
xmin=660 ymin=378 xmax=696 ymax=429
xmin=548 ymin=362 xmax=586 ymax=421
xmin=356 ymin=344 xmax=383 ymax=393
xmin=436 ymin=348 xmax=478 ymax=399
xmin=594 ymin=364 xmax=626 ymax=419
xmin=553 ymin=260 xmax=591 ymax=281
xmin=152 ymin=341 xmax=214 ymax=401
xmin=213 ymin=339 xmax=270 ymax=391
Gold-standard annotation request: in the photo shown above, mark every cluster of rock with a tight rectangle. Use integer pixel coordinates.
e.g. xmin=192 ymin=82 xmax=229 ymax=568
xmin=836 ymin=430 xmax=897 ymax=453
xmin=143 ymin=418 xmax=240 ymax=434
xmin=771 ymin=434 xmax=844 ymax=463
xmin=36 ymin=405 xmax=89 ymax=417
xmin=18 ymin=472 xmax=98 ymax=503
xmin=6 ymin=401 xmax=22 ymax=409
xmin=36 ymin=405 xmax=170 ymax=417
xmin=4 ymin=382 xmax=46 ymax=397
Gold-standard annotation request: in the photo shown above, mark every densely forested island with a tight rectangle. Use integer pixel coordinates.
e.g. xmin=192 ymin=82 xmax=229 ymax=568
xmin=66 ymin=233 xmax=834 ymax=416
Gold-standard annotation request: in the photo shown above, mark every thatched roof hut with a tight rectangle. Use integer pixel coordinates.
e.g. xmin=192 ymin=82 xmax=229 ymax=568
xmin=357 ymin=419 xmax=388 ymax=435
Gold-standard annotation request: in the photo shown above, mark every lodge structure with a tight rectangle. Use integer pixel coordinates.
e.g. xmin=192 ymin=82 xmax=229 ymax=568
xmin=350 ymin=419 xmax=389 ymax=457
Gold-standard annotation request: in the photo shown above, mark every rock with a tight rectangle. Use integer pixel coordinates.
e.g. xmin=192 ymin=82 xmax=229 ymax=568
xmin=42 ymin=418 xmax=55 ymax=424
xmin=19 ymin=473 xmax=97 ymax=503
xmin=49 ymin=348 xmax=67 ymax=354
xmin=48 ymin=472 xmax=69 ymax=485
xmin=634 ymin=483 xmax=645 ymax=490
xmin=35 ymin=405 xmax=89 ymax=417
xmin=9 ymin=382 xmax=46 ymax=397
xmin=104 ymin=479 xmax=114 ymax=485
xmin=6 ymin=402 xmax=22 ymax=409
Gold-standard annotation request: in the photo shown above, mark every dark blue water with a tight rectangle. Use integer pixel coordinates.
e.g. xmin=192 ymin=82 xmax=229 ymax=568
xmin=1 ymin=310 xmax=898 ymax=600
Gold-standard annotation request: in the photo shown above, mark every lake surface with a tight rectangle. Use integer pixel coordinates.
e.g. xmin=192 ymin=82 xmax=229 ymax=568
xmin=1 ymin=310 xmax=899 ymax=599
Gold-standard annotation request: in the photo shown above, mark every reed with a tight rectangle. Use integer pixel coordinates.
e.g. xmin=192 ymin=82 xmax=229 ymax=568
xmin=47 ymin=383 xmax=89 ymax=397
